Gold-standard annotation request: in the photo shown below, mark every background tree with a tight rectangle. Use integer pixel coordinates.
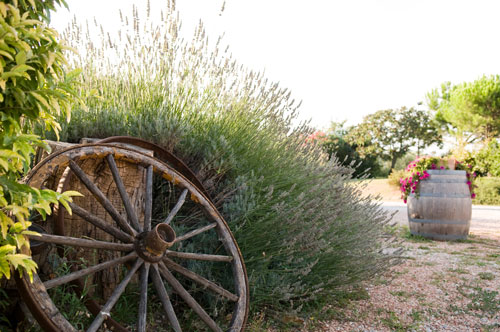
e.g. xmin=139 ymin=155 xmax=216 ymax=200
xmin=406 ymin=107 xmax=442 ymax=156
xmin=347 ymin=107 xmax=441 ymax=170
xmin=427 ymin=75 xmax=500 ymax=153
xmin=322 ymin=121 xmax=380 ymax=177
xmin=0 ymin=0 xmax=79 ymax=280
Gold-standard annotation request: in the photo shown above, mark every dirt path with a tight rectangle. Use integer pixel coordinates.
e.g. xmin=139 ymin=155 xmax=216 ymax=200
xmin=361 ymin=179 xmax=403 ymax=202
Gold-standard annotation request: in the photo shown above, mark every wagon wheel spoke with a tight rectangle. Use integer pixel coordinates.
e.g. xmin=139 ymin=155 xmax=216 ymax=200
xmin=144 ymin=165 xmax=153 ymax=231
xmin=30 ymin=233 xmax=134 ymax=251
xmin=20 ymin=144 xmax=249 ymax=332
xmin=106 ymin=154 xmax=142 ymax=232
xmin=151 ymin=265 xmax=182 ymax=332
xmin=163 ymin=257 xmax=238 ymax=302
xmin=68 ymin=159 xmax=137 ymax=236
xmin=174 ymin=222 xmax=217 ymax=243
xmin=158 ymin=262 xmax=223 ymax=332
xmin=165 ymin=251 xmax=233 ymax=262
xmin=137 ymin=263 xmax=150 ymax=332
xmin=86 ymin=258 xmax=144 ymax=332
xmin=44 ymin=252 xmax=138 ymax=290
xmin=69 ymin=202 xmax=133 ymax=243
xmin=163 ymin=188 xmax=188 ymax=225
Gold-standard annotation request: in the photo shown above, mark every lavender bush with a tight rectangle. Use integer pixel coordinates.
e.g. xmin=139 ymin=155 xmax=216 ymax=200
xmin=49 ymin=0 xmax=396 ymax=318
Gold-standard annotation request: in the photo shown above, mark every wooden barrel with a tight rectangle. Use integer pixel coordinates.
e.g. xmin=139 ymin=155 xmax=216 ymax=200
xmin=407 ymin=169 xmax=472 ymax=241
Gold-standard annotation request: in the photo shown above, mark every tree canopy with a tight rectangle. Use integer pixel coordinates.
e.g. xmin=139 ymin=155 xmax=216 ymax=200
xmin=322 ymin=121 xmax=380 ymax=177
xmin=427 ymin=75 xmax=500 ymax=151
xmin=346 ymin=107 xmax=441 ymax=170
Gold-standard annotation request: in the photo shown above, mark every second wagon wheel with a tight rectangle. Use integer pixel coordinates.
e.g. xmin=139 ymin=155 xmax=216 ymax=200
xmin=16 ymin=144 xmax=249 ymax=332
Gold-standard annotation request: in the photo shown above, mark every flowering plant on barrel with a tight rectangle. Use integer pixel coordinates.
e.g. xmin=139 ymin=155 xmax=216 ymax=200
xmin=455 ymin=160 xmax=477 ymax=199
xmin=400 ymin=157 xmax=476 ymax=203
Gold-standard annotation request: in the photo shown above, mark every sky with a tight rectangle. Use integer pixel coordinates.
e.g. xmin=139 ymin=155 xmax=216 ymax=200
xmin=51 ymin=0 xmax=500 ymax=129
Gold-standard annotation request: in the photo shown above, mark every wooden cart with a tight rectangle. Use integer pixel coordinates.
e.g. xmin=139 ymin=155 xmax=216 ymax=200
xmin=15 ymin=137 xmax=249 ymax=332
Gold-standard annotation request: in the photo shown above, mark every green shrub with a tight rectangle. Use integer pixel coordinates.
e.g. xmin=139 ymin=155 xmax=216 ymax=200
xmin=51 ymin=2 xmax=396 ymax=315
xmin=0 ymin=0 xmax=79 ymax=281
xmin=388 ymin=169 xmax=406 ymax=187
xmin=474 ymin=177 xmax=500 ymax=205
xmin=473 ymin=141 xmax=500 ymax=177
xmin=320 ymin=123 xmax=381 ymax=178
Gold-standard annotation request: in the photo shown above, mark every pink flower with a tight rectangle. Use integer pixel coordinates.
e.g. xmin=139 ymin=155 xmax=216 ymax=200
xmin=431 ymin=164 xmax=436 ymax=169
xmin=466 ymin=181 xmax=471 ymax=185
xmin=404 ymin=199 xmax=407 ymax=203
xmin=471 ymin=193 xmax=476 ymax=199
xmin=440 ymin=166 xmax=445 ymax=170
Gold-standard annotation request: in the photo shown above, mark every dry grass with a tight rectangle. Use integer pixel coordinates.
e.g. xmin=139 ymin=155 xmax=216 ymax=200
xmin=360 ymin=179 xmax=402 ymax=202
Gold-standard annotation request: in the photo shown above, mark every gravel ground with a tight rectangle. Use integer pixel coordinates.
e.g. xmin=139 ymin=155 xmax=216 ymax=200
xmin=318 ymin=233 xmax=500 ymax=332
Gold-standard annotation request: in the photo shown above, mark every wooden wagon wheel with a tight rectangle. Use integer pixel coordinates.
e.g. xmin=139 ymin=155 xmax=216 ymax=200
xmin=16 ymin=144 xmax=249 ymax=332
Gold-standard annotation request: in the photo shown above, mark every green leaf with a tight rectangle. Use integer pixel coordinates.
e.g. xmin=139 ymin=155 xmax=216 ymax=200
xmin=21 ymin=230 xmax=40 ymax=237
xmin=12 ymin=64 xmax=35 ymax=73
xmin=62 ymin=190 xmax=83 ymax=198
xmin=1 ymin=71 xmax=29 ymax=80
xmin=0 ymin=50 xmax=14 ymax=61
xmin=29 ymin=91 xmax=50 ymax=109
xmin=0 ymin=211 xmax=14 ymax=238
xmin=27 ymin=0 xmax=37 ymax=11
xmin=0 ymin=257 xmax=10 ymax=279
xmin=0 ymin=158 xmax=9 ymax=172
xmin=0 ymin=3 xmax=7 ymax=17
xmin=0 ymin=244 xmax=15 ymax=256
xmin=15 ymin=50 xmax=26 ymax=65
xmin=7 ymin=254 xmax=37 ymax=281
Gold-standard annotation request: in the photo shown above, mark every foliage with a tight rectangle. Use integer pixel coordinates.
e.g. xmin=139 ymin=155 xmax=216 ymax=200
xmin=399 ymin=157 xmax=432 ymax=203
xmin=346 ymin=107 xmax=441 ymax=170
xmin=387 ymin=169 xmax=406 ymax=187
xmin=320 ymin=121 xmax=380 ymax=178
xmin=0 ymin=0 xmax=80 ymax=281
xmin=474 ymin=177 xmax=500 ymax=205
xmin=405 ymin=108 xmax=442 ymax=156
xmin=51 ymin=2 xmax=396 ymax=315
xmin=472 ymin=141 xmax=500 ymax=177
xmin=399 ymin=157 xmax=476 ymax=203
xmin=427 ymin=76 xmax=500 ymax=152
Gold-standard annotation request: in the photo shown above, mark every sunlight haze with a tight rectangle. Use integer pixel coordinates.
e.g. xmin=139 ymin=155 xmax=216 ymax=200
xmin=51 ymin=0 xmax=500 ymax=129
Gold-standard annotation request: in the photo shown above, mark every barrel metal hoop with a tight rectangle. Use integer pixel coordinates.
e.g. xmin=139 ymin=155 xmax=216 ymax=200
xmin=409 ymin=218 xmax=469 ymax=225
xmin=424 ymin=179 xmax=468 ymax=183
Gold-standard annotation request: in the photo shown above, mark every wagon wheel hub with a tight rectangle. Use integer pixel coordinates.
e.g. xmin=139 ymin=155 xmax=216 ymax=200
xmin=134 ymin=223 xmax=176 ymax=263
